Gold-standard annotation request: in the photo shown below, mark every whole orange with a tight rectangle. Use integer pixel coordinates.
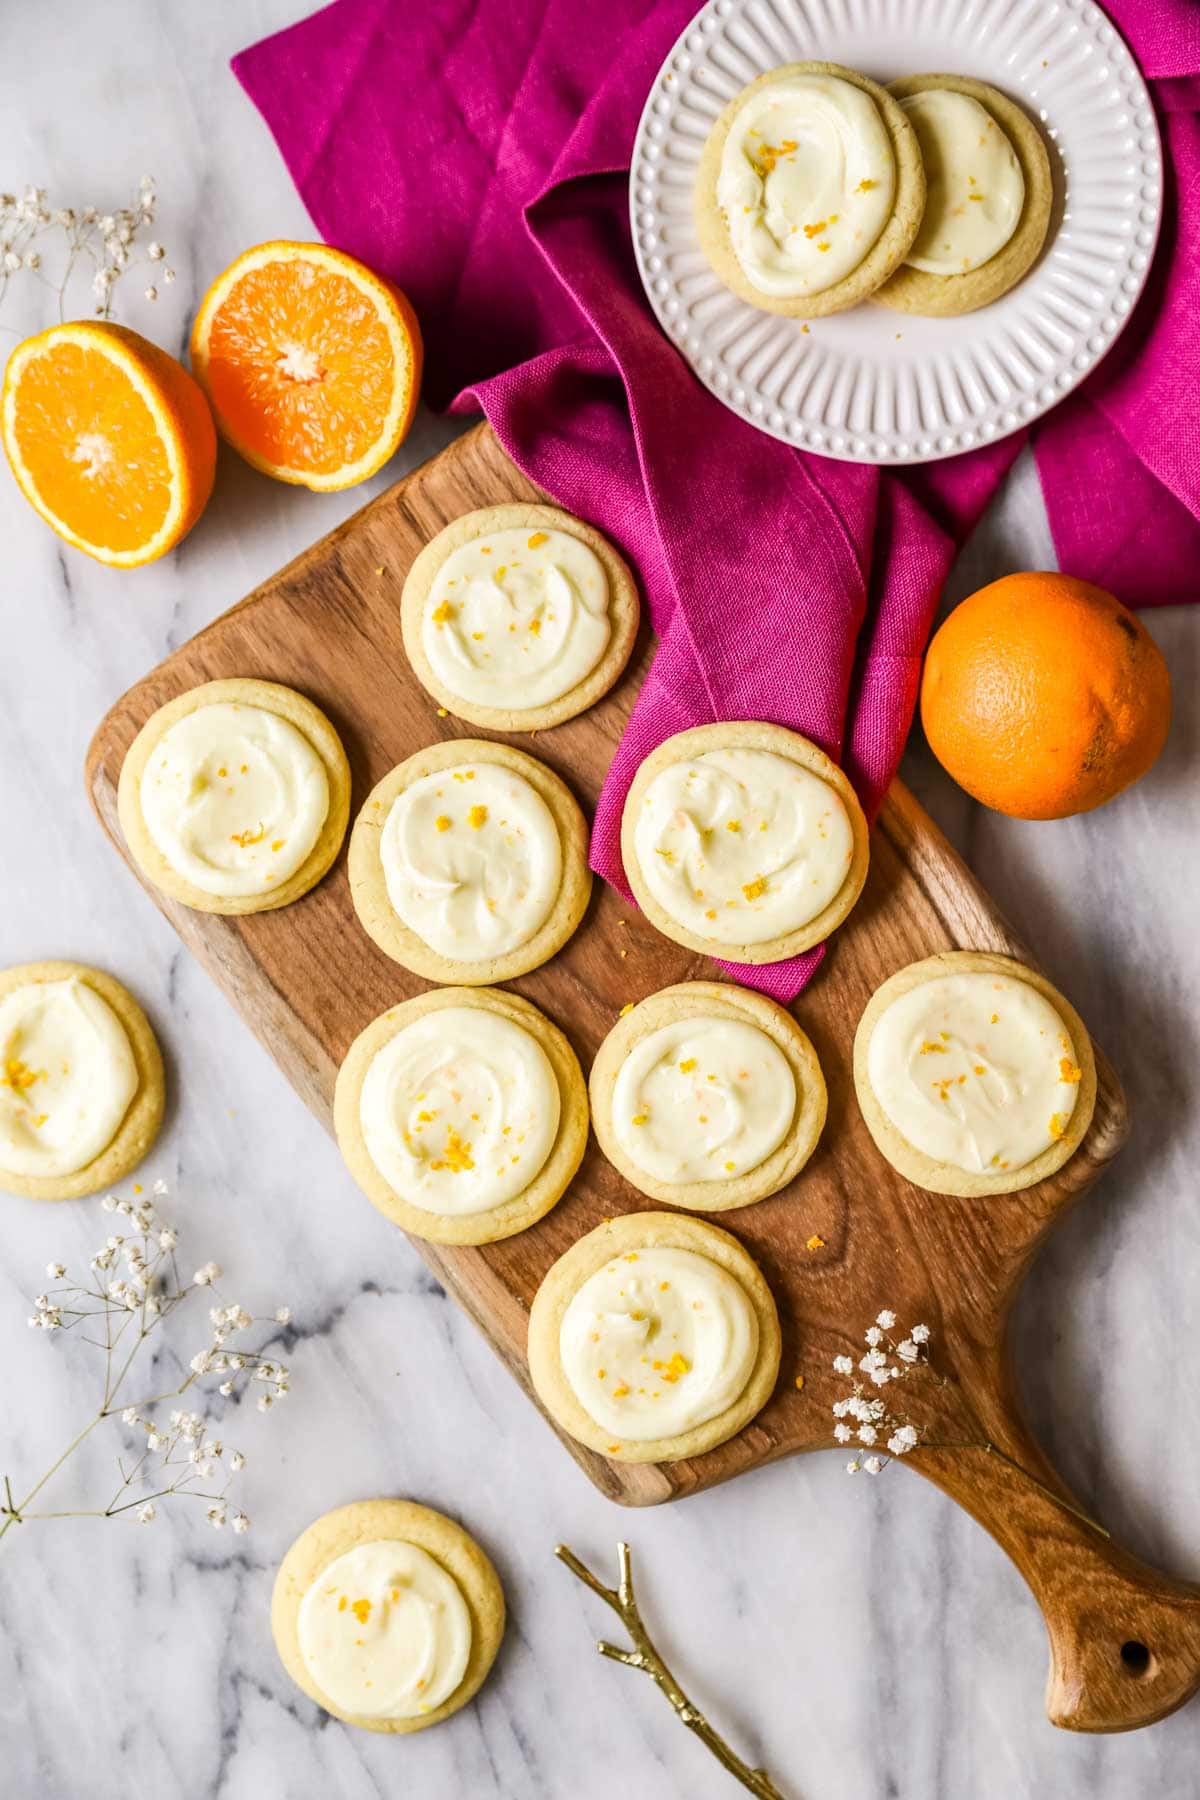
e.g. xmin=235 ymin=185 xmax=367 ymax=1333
xmin=920 ymin=573 xmax=1171 ymax=819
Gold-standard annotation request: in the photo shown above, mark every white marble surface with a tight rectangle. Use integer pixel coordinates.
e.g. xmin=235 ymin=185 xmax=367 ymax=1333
xmin=1 ymin=5 xmax=1197 ymax=1797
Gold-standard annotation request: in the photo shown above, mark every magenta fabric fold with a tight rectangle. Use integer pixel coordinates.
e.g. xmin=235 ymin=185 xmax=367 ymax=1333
xmin=234 ymin=0 xmax=1199 ymax=1000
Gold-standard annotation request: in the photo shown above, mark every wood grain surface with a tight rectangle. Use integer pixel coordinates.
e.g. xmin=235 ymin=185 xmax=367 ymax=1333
xmin=86 ymin=422 xmax=1200 ymax=1732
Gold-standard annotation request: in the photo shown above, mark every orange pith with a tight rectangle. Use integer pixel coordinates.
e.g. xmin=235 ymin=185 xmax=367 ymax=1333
xmin=1 ymin=322 xmax=216 ymax=567
xmin=920 ymin=572 xmax=1171 ymax=820
xmin=189 ymin=242 xmax=422 ymax=491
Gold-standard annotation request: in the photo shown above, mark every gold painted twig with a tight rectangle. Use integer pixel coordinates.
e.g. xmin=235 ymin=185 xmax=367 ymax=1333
xmin=556 ymin=1541 xmax=789 ymax=1800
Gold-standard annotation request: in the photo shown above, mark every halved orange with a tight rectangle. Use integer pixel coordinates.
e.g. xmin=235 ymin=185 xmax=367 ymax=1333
xmin=189 ymin=241 xmax=423 ymax=491
xmin=1 ymin=321 xmax=217 ymax=567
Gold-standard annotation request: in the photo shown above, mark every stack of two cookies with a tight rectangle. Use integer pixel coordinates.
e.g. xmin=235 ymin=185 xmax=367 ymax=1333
xmin=696 ymin=62 xmax=1052 ymax=318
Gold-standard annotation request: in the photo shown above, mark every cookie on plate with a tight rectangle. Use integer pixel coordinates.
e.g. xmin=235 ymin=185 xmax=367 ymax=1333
xmin=348 ymin=738 xmax=591 ymax=983
xmin=528 ymin=1211 xmax=781 ymax=1463
xmin=0 ymin=961 xmax=164 ymax=1201
xmin=853 ymin=950 xmax=1097 ymax=1196
xmin=695 ymin=60 xmax=926 ymax=317
xmin=872 ymin=75 xmax=1052 ymax=316
xmin=589 ymin=980 xmax=825 ymax=1210
xmin=271 ymin=1499 xmax=505 ymax=1733
xmin=620 ymin=722 xmax=868 ymax=963
xmin=117 ymin=677 xmax=351 ymax=915
xmin=334 ymin=986 xmax=588 ymax=1246
xmin=401 ymin=503 xmax=640 ymax=731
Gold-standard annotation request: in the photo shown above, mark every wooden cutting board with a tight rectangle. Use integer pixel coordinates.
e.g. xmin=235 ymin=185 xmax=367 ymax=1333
xmin=87 ymin=421 xmax=1200 ymax=1732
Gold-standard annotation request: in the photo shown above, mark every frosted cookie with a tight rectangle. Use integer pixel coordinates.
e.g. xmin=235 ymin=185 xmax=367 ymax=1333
xmin=589 ymin=981 xmax=825 ymax=1210
xmin=348 ymin=738 xmax=591 ymax=983
xmin=873 ymin=75 xmax=1052 ymax=316
xmin=334 ymin=986 xmax=588 ymax=1246
xmin=0 ymin=961 xmax=164 ymax=1201
xmin=117 ymin=677 xmax=351 ymax=915
xmin=695 ymin=61 xmax=926 ymax=317
xmin=401 ymin=503 xmax=640 ymax=730
xmin=621 ymin=722 xmax=868 ymax=963
xmin=528 ymin=1211 xmax=781 ymax=1463
xmin=853 ymin=951 xmax=1097 ymax=1196
xmin=271 ymin=1499 xmax=505 ymax=1734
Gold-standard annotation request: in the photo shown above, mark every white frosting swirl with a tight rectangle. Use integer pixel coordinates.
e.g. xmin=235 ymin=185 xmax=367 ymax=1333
xmin=866 ymin=971 xmax=1083 ymax=1174
xmin=632 ymin=747 xmax=855 ymax=944
xmin=900 ymin=91 xmax=1024 ymax=275
xmin=139 ymin=701 xmax=329 ymax=897
xmin=559 ymin=1245 xmax=759 ymax=1439
xmin=381 ymin=761 xmax=560 ymax=961
xmin=297 ymin=1540 xmax=471 ymax=1720
xmin=0 ymin=978 xmax=137 ymax=1177
xmin=716 ymin=74 xmax=896 ymax=297
xmin=359 ymin=1005 xmax=560 ymax=1216
xmin=422 ymin=526 xmax=611 ymax=710
xmin=612 ymin=1016 xmax=795 ymax=1183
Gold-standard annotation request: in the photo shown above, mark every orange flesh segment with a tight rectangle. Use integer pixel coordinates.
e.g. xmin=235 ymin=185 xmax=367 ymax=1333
xmin=203 ymin=259 xmax=396 ymax=476
xmin=11 ymin=342 xmax=173 ymax=554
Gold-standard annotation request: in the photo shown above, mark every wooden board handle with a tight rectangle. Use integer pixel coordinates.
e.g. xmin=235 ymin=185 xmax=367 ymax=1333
xmin=916 ymin=1440 xmax=1200 ymax=1731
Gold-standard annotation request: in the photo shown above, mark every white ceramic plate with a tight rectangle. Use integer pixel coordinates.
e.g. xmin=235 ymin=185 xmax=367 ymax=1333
xmin=630 ymin=0 xmax=1162 ymax=464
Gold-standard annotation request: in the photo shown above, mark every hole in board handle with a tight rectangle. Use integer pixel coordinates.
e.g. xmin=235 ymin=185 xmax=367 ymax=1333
xmin=1120 ymin=1639 xmax=1153 ymax=1677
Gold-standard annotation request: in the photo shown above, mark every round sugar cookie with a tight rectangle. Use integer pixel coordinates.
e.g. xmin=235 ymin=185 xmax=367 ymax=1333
xmin=271 ymin=1498 xmax=505 ymax=1734
xmin=620 ymin=722 xmax=869 ymax=964
xmin=334 ymin=986 xmax=588 ymax=1246
xmin=401 ymin=502 xmax=640 ymax=730
xmin=694 ymin=60 xmax=926 ymax=318
xmin=528 ymin=1210 xmax=781 ymax=1463
xmin=348 ymin=737 xmax=591 ymax=983
xmin=872 ymin=75 xmax=1052 ymax=316
xmin=589 ymin=981 xmax=825 ymax=1209
xmin=117 ymin=677 xmax=351 ymax=915
xmin=0 ymin=960 xmax=164 ymax=1201
xmin=853 ymin=950 xmax=1097 ymax=1196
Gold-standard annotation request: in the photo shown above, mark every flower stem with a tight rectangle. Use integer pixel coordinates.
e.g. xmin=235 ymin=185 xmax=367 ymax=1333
xmin=557 ymin=1542 xmax=788 ymax=1800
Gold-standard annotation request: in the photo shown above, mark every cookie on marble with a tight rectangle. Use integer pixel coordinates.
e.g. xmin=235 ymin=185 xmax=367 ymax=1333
xmin=271 ymin=1498 xmax=505 ymax=1734
xmin=620 ymin=722 xmax=868 ymax=964
xmin=853 ymin=950 xmax=1097 ymax=1196
xmin=334 ymin=986 xmax=588 ymax=1246
xmin=589 ymin=981 xmax=825 ymax=1210
xmin=528 ymin=1211 xmax=781 ymax=1464
xmin=401 ymin=502 xmax=640 ymax=731
xmin=348 ymin=737 xmax=591 ymax=983
xmin=694 ymin=61 xmax=926 ymax=318
xmin=117 ymin=677 xmax=351 ymax=915
xmin=0 ymin=960 xmax=164 ymax=1201
xmin=872 ymin=75 xmax=1052 ymax=316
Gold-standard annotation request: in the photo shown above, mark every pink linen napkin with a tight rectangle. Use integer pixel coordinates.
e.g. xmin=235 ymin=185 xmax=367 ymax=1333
xmin=234 ymin=0 xmax=1199 ymax=1000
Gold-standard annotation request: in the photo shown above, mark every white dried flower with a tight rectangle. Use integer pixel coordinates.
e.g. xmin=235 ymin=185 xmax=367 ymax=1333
xmin=857 ymin=1424 xmax=878 ymax=1446
xmin=832 ymin=1354 xmax=853 ymax=1375
xmin=275 ymin=1307 xmax=292 ymax=1325
xmin=864 ymin=1327 xmax=883 ymax=1349
xmin=833 ymin=1423 xmax=852 ymax=1444
xmin=846 ymin=1459 xmax=861 ymax=1475
xmin=101 ymin=1195 xmax=118 ymax=1212
xmin=121 ymin=1407 xmax=139 ymax=1426
xmin=257 ymin=1394 xmax=273 ymax=1413
xmin=231 ymin=1512 xmax=250 ymax=1534
xmin=230 ymin=1451 xmax=245 ymax=1472
xmin=863 ymin=1456 xmax=883 ymax=1475
xmin=147 ymin=241 xmax=164 ymax=259
xmin=896 ymin=1339 xmax=919 ymax=1363
xmin=206 ymin=1505 xmax=226 ymax=1530
xmin=137 ymin=1503 xmax=157 ymax=1525
xmin=193 ymin=1262 xmax=221 ymax=1287
xmin=875 ymin=1310 xmax=896 ymax=1330
xmin=219 ymin=1381 xmax=234 ymax=1397
xmin=910 ymin=1323 xmax=931 ymax=1344
xmin=46 ymin=1262 xmax=65 ymax=1279
xmin=144 ymin=286 xmax=157 ymax=302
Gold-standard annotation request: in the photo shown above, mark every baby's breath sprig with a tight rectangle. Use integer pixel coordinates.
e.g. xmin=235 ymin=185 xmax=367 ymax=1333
xmin=0 ymin=1182 xmax=291 ymax=1544
xmin=831 ymin=1310 xmax=1107 ymax=1536
xmin=0 ymin=177 xmax=175 ymax=329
